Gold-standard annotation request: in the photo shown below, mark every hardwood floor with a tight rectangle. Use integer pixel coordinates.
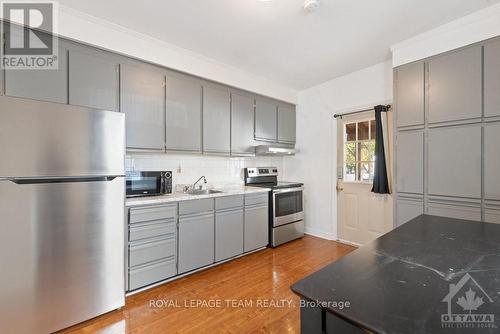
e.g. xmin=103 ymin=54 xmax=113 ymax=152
xmin=59 ymin=236 xmax=355 ymax=334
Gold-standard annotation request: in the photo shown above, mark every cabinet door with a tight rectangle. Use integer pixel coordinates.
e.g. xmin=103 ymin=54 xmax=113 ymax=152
xmin=396 ymin=199 xmax=423 ymax=227
xmin=485 ymin=39 xmax=500 ymax=118
xmin=244 ymin=204 xmax=269 ymax=252
xmin=215 ymin=209 xmax=244 ymax=262
xmin=178 ymin=213 xmax=215 ymax=274
xmin=121 ymin=63 xmax=165 ymax=151
xmin=278 ymin=105 xmax=296 ymax=143
xmin=203 ymin=85 xmax=230 ymax=154
xmin=5 ymin=32 xmax=67 ymax=104
xmin=396 ymin=131 xmax=423 ymax=194
xmin=68 ymin=49 xmax=119 ymax=111
xmin=166 ymin=74 xmax=202 ymax=152
xmin=255 ymin=99 xmax=277 ymax=142
xmin=428 ymin=126 xmax=482 ymax=198
xmin=428 ymin=46 xmax=482 ymax=124
xmin=231 ymin=93 xmax=255 ymax=155
xmin=485 ymin=123 xmax=500 ymax=201
xmin=395 ymin=62 xmax=424 ymax=127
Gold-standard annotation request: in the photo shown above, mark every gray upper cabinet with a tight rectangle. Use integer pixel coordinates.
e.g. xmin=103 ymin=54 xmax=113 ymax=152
xmin=396 ymin=131 xmax=423 ymax=194
xmin=231 ymin=93 xmax=255 ymax=156
xmin=278 ymin=105 xmax=296 ymax=143
xmin=484 ymin=39 xmax=500 ymax=118
xmin=121 ymin=62 xmax=165 ymax=151
xmin=166 ymin=73 xmax=202 ymax=152
xmin=428 ymin=125 xmax=482 ymax=199
xmin=5 ymin=35 xmax=68 ymax=104
xmin=485 ymin=123 xmax=500 ymax=201
xmin=395 ymin=62 xmax=424 ymax=127
xmin=255 ymin=98 xmax=277 ymax=142
xmin=428 ymin=46 xmax=482 ymax=124
xmin=68 ymin=48 xmax=119 ymax=111
xmin=203 ymin=85 xmax=231 ymax=154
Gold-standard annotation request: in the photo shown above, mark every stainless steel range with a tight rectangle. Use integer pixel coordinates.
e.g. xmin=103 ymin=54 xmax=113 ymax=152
xmin=244 ymin=167 xmax=304 ymax=247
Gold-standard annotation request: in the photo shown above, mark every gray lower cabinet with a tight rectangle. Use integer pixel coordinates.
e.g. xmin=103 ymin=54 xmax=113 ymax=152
xmin=121 ymin=62 xmax=165 ymax=151
xmin=215 ymin=196 xmax=244 ymax=262
xmin=166 ymin=73 xmax=202 ymax=152
xmin=485 ymin=206 xmax=500 ymax=224
xmin=396 ymin=197 xmax=423 ymax=226
xmin=427 ymin=200 xmax=481 ymax=221
xmin=244 ymin=194 xmax=269 ymax=252
xmin=178 ymin=199 xmax=215 ymax=274
xmin=68 ymin=48 xmax=119 ymax=111
xmin=255 ymin=98 xmax=277 ymax=142
xmin=395 ymin=62 xmax=425 ymax=127
xmin=484 ymin=39 xmax=500 ymax=118
xmin=231 ymin=93 xmax=255 ymax=156
xmin=485 ymin=123 xmax=500 ymax=201
xmin=203 ymin=85 xmax=231 ymax=154
xmin=278 ymin=105 xmax=296 ymax=144
xmin=428 ymin=46 xmax=482 ymax=124
xmin=127 ymin=204 xmax=178 ymax=291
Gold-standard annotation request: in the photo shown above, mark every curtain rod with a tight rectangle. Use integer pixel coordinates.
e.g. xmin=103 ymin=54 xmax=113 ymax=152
xmin=333 ymin=105 xmax=391 ymax=119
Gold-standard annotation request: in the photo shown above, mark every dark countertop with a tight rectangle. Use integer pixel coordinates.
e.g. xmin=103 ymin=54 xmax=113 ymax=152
xmin=291 ymin=215 xmax=500 ymax=333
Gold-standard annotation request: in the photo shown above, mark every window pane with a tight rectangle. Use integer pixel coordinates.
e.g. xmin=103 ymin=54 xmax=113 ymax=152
xmin=360 ymin=141 xmax=375 ymax=162
xmin=370 ymin=120 xmax=376 ymax=140
xmin=344 ymin=142 xmax=356 ymax=181
xmin=358 ymin=121 xmax=369 ymax=140
xmin=345 ymin=123 xmax=356 ymax=141
xmin=358 ymin=162 xmax=374 ymax=182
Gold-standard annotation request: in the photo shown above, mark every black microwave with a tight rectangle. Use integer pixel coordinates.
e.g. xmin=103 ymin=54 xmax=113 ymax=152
xmin=126 ymin=171 xmax=172 ymax=198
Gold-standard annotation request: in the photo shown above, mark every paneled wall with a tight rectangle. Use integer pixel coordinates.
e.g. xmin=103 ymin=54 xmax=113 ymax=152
xmin=394 ymin=37 xmax=500 ymax=226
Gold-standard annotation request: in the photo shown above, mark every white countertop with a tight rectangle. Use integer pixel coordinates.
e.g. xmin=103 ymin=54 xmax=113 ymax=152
xmin=126 ymin=185 xmax=270 ymax=207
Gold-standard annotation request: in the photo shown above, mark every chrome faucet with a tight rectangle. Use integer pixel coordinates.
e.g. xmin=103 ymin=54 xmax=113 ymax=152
xmin=192 ymin=176 xmax=207 ymax=190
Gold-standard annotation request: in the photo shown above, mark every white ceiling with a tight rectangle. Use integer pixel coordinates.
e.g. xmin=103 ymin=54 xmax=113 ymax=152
xmin=58 ymin=0 xmax=500 ymax=90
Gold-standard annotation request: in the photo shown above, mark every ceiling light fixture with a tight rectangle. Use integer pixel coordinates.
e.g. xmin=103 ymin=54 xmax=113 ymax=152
xmin=303 ymin=0 xmax=320 ymax=12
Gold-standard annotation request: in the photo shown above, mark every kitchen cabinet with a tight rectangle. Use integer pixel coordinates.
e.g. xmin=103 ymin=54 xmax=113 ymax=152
xmin=395 ymin=62 xmax=425 ymax=128
xmin=278 ymin=105 xmax=296 ymax=144
xmin=121 ymin=62 xmax=165 ymax=151
xmin=203 ymin=85 xmax=231 ymax=154
xmin=4 ymin=31 xmax=68 ymax=104
xmin=428 ymin=46 xmax=482 ymax=124
xmin=396 ymin=198 xmax=423 ymax=227
xmin=244 ymin=194 xmax=269 ymax=252
xmin=178 ymin=199 xmax=215 ymax=273
xmin=485 ymin=39 xmax=500 ymax=118
xmin=68 ymin=48 xmax=119 ymax=111
xmin=215 ymin=195 xmax=244 ymax=262
xmin=427 ymin=201 xmax=481 ymax=222
xmin=231 ymin=93 xmax=255 ymax=156
xmin=255 ymin=98 xmax=277 ymax=142
xmin=485 ymin=123 xmax=500 ymax=201
xmin=166 ymin=73 xmax=202 ymax=152
xmin=127 ymin=204 xmax=178 ymax=291
xmin=396 ymin=131 xmax=423 ymax=194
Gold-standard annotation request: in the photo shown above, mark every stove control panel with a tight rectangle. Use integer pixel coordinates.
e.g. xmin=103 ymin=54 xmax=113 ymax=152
xmin=245 ymin=167 xmax=278 ymax=177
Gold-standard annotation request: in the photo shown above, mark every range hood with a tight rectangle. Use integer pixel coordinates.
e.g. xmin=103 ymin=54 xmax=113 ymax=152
xmin=255 ymin=145 xmax=297 ymax=156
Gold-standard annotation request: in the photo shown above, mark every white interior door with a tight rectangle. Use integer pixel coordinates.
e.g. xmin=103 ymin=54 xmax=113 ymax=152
xmin=336 ymin=112 xmax=393 ymax=245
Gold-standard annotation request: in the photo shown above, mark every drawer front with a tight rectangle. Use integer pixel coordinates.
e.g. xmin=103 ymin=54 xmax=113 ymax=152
xmin=129 ymin=219 xmax=176 ymax=242
xmin=245 ymin=193 xmax=269 ymax=206
xmin=129 ymin=258 xmax=176 ymax=291
xmin=130 ymin=204 xmax=177 ymax=224
xmin=129 ymin=237 xmax=176 ymax=267
xmin=179 ymin=198 xmax=214 ymax=216
xmin=216 ymin=195 xmax=244 ymax=211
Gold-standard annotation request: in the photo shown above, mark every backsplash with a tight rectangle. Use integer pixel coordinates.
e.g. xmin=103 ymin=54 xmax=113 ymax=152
xmin=125 ymin=154 xmax=284 ymax=188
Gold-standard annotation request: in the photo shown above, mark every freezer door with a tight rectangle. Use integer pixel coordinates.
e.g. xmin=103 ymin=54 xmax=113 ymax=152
xmin=0 ymin=96 xmax=125 ymax=178
xmin=0 ymin=178 xmax=125 ymax=334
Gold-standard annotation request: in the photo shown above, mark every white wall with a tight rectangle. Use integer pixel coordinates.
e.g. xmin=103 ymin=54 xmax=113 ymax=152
xmin=56 ymin=6 xmax=297 ymax=103
xmin=284 ymin=61 xmax=393 ymax=240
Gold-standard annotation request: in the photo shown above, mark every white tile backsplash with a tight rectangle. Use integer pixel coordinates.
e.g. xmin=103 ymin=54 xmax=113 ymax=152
xmin=126 ymin=153 xmax=284 ymax=187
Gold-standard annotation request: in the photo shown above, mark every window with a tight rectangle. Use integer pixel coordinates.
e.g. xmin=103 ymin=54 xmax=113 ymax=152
xmin=344 ymin=119 xmax=376 ymax=183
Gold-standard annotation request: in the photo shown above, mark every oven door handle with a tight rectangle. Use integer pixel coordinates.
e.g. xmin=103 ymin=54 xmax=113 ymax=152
xmin=273 ymin=186 xmax=304 ymax=194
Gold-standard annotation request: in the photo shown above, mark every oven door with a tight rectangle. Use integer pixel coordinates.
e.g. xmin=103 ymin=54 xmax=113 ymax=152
xmin=273 ymin=187 xmax=304 ymax=227
xmin=126 ymin=172 xmax=163 ymax=197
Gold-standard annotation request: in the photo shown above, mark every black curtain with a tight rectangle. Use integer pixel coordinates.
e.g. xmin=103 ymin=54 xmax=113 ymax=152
xmin=371 ymin=105 xmax=390 ymax=194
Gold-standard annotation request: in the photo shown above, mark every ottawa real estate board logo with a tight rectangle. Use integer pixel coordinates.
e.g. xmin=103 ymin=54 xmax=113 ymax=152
xmin=441 ymin=273 xmax=496 ymax=329
xmin=1 ymin=1 xmax=58 ymax=69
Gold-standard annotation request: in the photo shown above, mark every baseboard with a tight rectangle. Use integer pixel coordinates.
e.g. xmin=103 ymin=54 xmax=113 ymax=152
xmin=336 ymin=238 xmax=362 ymax=247
xmin=304 ymin=227 xmax=336 ymax=241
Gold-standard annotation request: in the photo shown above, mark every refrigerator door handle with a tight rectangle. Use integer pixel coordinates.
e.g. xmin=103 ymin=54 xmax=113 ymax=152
xmin=8 ymin=176 xmax=121 ymax=185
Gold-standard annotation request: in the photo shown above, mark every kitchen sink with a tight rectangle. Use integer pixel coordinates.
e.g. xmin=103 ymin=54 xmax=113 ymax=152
xmin=185 ymin=189 xmax=224 ymax=195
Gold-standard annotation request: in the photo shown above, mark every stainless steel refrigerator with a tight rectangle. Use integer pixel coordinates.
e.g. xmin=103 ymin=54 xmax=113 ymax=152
xmin=0 ymin=96 xmax=126 ymax=333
